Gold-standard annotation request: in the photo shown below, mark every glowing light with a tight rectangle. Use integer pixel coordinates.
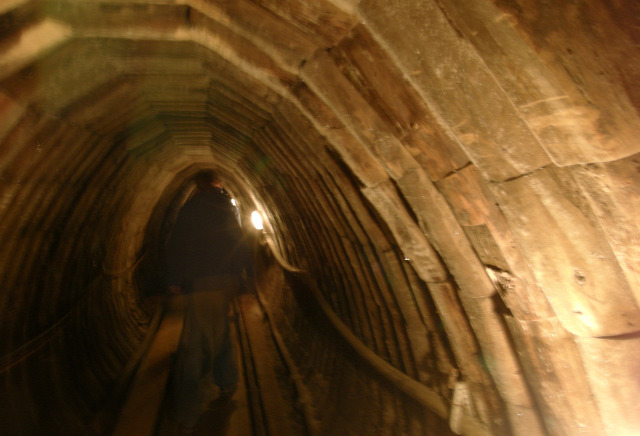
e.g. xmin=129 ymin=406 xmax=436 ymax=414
xmin=251 ymin=210 xmax=264 ymax=230
xmin=231 ymin=198 xmax=237 ymax=206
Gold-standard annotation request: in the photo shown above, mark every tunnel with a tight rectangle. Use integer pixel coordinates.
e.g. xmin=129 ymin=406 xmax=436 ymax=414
xmin=1 ymin=0 xmax=639 ymax=435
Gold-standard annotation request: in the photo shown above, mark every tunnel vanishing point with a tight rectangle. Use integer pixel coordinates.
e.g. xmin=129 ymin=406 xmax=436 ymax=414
xmin=1 ymin=1 xmax=639 ymax=435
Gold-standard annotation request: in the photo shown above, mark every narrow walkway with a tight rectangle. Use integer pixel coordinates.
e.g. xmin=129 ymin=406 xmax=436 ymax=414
xmin=111 ymin=292 xmax=307 ymax=436
xmin=111 ymin=297 xmax=184 ymax=436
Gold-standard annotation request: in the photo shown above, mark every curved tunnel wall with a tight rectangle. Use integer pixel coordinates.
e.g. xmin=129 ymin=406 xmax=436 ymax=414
xmin=1 ymin=1 xmax=639 ymax=435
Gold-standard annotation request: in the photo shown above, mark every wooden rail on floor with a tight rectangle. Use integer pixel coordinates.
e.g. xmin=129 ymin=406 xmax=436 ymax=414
xmin=109 ymin=297 xmax=184 ymax=436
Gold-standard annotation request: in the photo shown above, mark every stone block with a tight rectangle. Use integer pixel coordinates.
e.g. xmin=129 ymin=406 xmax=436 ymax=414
xmin=494 ymin=166 xmax=640 ymax=336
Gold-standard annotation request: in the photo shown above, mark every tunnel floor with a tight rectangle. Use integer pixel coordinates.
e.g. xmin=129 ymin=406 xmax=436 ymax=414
xmin=111 ymin=291 xmax=308 ymax=436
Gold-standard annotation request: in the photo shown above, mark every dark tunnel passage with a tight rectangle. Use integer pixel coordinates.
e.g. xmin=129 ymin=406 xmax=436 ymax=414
xmin=1 ymin=1 xmax=640 ymax=435
xmin=129 ymin=166 xmax=463 ymax=436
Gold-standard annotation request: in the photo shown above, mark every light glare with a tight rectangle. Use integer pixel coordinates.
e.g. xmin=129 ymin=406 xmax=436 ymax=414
xmin=251 ymin=210 xmax=264 ymax=230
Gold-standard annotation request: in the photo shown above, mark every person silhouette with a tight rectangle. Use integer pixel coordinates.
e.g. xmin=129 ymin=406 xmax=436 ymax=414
xmin=165 ymin=169 xmax=252 ymax=433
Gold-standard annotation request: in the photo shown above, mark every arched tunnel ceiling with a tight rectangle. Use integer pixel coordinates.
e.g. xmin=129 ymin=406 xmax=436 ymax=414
xmin=1 ymin=0 xmax=640 ymax=435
